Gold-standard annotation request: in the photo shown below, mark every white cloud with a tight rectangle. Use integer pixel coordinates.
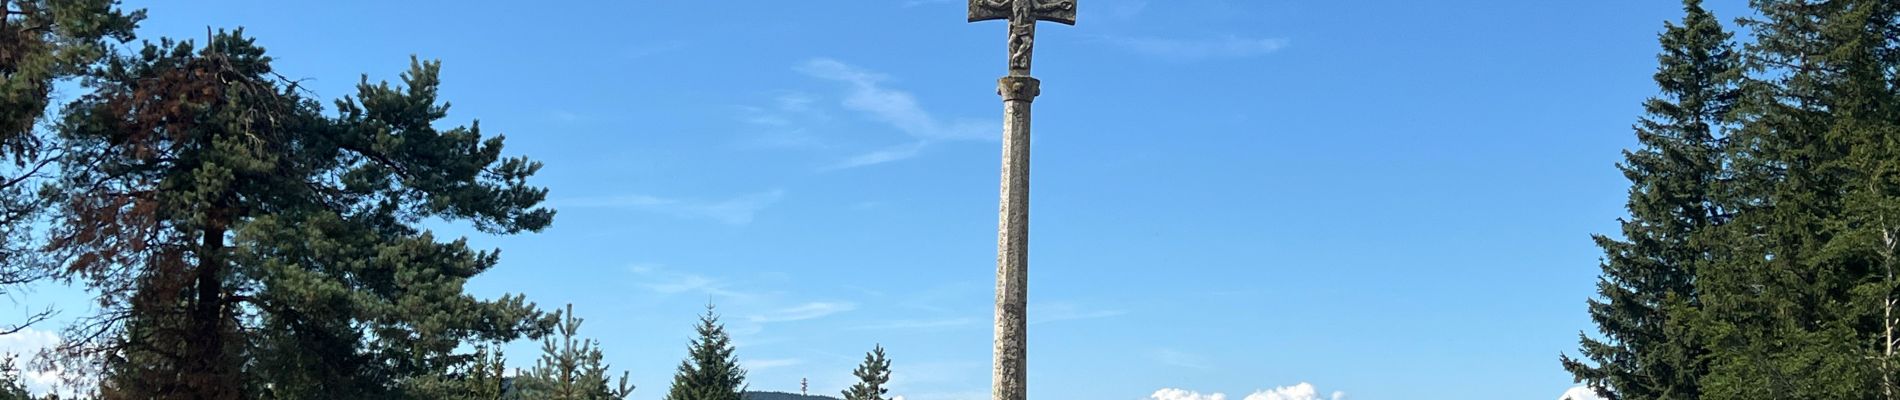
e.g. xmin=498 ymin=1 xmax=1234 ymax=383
xmin=1153 ymin=388 xmax=1227 ymax=400
xmin=1559 ymin=386 xmax=1608 ymax=400
xmin=558 ymin=190 xmax=785 ymax=225
xmin=749 ymin=302 xmax=856 ymax=323
xmin=1154 ymin=383 xmax=1344 ymax=400
xmin=0 ymin=328 xmax=64 ymax=396
xmin=1100 ymin=35 xmax=1289 ymax=61
xmin=796 ymin=58 xmax=992 ymax=170
xmin=1242 ymin=383 xmax=1344 ymax=400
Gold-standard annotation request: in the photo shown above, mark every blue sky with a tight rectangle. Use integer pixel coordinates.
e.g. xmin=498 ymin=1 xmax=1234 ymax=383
xmin=1 ymin=0 xmax=1761 ymax=399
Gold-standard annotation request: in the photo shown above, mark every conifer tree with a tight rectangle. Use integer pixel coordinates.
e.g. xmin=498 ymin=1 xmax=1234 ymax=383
xmin=1561 ymin=1 xmax=1739 ymax=399
xmin=840 ymin=345 xmax=891 ymax=400
xmin=516 ymin=304 xmax=634 ymax=400
xmin=1691 ymin=0 xmax=1899 ymax=398
xmin=0 ymin=355 xmax=34 ymax=400
xmin=45 ymin=30 xmax=557 ymax=399
xmin=664 ymin=306 xmax=746 ymax=400
xmin=0 ymin=0 xmax=139 ymax=335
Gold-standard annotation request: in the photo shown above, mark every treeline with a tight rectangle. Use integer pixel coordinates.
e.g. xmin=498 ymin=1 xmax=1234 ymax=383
xmin=1566 ymin=0 xmax=1900 ymax=399
xmin=0 ymin=1 xmax=900 ymax=399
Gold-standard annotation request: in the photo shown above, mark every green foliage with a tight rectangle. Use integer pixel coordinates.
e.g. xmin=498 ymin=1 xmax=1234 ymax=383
xmin=45 ymin=29 xmax=557 ymax=399
xmin=0 ymin=356 xmax=35 ymax=400
xmin=1572 ymin=0 xmax=1900 ymax=399
xmin=1561 ymin=1 xmax=1739 ymax=399
xmin=0 ymin=0 xmax=140 ymax=334
xmin=1692 ymin=0 xmax=1897 ymax=398
xmin=514 ymin=304 xmax=634 ymax=400
xmin=741 ymin=392 xmax=839 ymax=400
xmin=840 ymin=345 xmax=891 ymax=400
xmin=664 ymin=306 xmax=747 ymax=400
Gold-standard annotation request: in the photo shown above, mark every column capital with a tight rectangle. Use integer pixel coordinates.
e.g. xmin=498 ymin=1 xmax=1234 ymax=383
xmin=997 ymin=76 xmax=1041 ymax=102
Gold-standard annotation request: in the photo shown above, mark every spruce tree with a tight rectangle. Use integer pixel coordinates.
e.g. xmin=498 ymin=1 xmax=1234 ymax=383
xmin=1692 ymin=0 xmax=1899 ymax=398
xmin=664 ymin=306 xmax=746 ymax=400
xmin=1561 ymin=1 xmax=1738 ymax=399
xmin=46 ymin=30 xmax=557 ymax=399
xmin=516 ymin=304 xmax=635 ymax=400
xmin=840 ymin=345 xmax=891 ymax=400
xmin=0 ymin=356 xmax=34 ymax=400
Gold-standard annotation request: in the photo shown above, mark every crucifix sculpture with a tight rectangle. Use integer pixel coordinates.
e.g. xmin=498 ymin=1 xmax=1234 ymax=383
xmin=968 ymin=1 xmax=1074 ymax=400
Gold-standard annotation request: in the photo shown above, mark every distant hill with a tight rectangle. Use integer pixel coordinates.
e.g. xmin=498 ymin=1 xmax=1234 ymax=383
xmin=743 ymin=391 xmax=842 ymax=400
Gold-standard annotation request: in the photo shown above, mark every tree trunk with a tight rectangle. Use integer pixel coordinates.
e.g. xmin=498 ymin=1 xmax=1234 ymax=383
xmin=187 ymin=216 xmax=235 ymax=400
xmin=1883 ymin=228 xmax=1896 ymax=400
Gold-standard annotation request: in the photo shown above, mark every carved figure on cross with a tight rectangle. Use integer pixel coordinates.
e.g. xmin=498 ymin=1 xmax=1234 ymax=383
xmin=969 ymin=0 xmax=1077 ymax=75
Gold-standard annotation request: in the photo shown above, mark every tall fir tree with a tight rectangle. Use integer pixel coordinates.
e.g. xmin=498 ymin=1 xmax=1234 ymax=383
xmin=1691 ymin=0 xmax=1900 ymax=398
xmin=45 ymin=30 xmax=557 ymax=399
xmin=515 ymin=304 xmax=635 ymax=400
xmin=664 ymin=306 xmax=746 ymax=400
xmin=840 ymin=345 xmax=891 ymax=400
xmin=1562 ymin=1 xmax=1739 ymax=399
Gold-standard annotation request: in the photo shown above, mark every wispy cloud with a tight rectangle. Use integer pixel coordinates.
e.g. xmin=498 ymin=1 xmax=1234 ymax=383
xmin=746 ymin=358 xmax=805 ymax=371
xmin=1098 ymin=35 xmax=1290 ymax=61
xmin=823 ymin=141 xmax=928 ymax=171
xmin=737 ymin=92 xmax=834 ymax=150
xmin=628 ymin=264 xmax=752 ymax=300
xmin=799 ymin=59 xmax=990 ymax=141
xmin=851 ymin=317 xmax=981 ymax=331
xmin=1152 ymin=383 xmax=1345 ymax=400
xmin=1029 ymin=302 xmax=1127 ymax=324
xmin=749 ymin=302 xmax=857 ymax=323
xmin=796 ymin=58 xmax=991 ymax=169
xmin=558 ymin=190 xmax=786 ymax=225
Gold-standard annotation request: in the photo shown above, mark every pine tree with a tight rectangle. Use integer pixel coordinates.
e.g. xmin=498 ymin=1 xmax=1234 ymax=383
xmin=45 ymin=30 xmax=558 ymax=399
xmin=664 ymin=306 xmax=747 ymax=400
xmin=0 ymin=0 xmax=139 ymax=335
xmin=840 ymin=345 xmax=891 ymax=400
xmin=396 ymin=344 xmax=512 ymax=400
xmin=516 ymin=304 xmax=635 ymax=400
xmin=1561 ymin=1 xmax=1739 ymax=399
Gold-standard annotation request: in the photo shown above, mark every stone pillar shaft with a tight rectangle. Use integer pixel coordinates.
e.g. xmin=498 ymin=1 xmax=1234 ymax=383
xmin=992 ymin=75 xmax=1039 ymax=400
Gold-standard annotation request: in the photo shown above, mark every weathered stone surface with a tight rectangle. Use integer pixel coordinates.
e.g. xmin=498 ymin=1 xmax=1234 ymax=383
xmin=970 ymin=0 xmax=1076 ymax=75
xmin=971 ymin=3 xmax=1070 ymax=400
xmin=969 ymin=0 xmax=1078 ymax=25
xmin=992 ymin=75 xmax=1036 ymax=400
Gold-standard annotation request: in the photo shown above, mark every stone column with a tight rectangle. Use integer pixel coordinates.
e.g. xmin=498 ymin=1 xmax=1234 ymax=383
xmin=992 ymin=75 xmax=1038 ymax=400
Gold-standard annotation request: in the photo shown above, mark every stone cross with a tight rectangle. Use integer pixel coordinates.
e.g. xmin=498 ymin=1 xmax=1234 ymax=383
xmin=968 ymin=2 xmax=1074 ymax=400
